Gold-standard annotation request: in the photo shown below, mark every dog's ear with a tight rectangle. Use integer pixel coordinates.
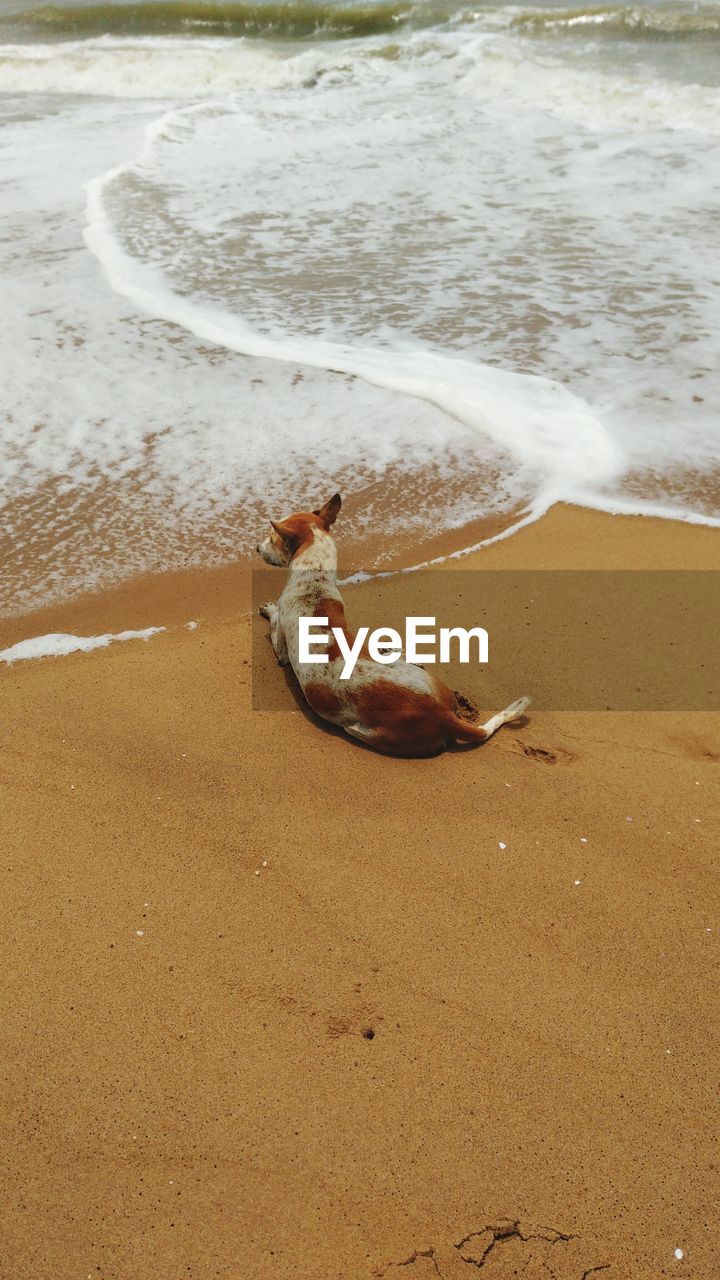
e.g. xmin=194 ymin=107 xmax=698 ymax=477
xmin=314 ymin=493 xmax=342 ymax=529
xmin=271 ymin=520 xmax=299 ymax=551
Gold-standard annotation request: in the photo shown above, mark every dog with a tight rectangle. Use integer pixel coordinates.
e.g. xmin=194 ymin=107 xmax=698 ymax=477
xmin=257 ymin=493 xmax=530 ymax=757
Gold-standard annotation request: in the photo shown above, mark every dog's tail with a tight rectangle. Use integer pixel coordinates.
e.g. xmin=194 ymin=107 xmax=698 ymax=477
xmin=446 ymin=695 xmax=531 ymax=744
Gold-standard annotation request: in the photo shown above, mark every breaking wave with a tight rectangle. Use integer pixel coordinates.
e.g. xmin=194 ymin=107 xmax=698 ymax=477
xmin=512 ymin=4 xmax=720 ymax=41
xmin=0 ymin=0 xmax=455 ymax=41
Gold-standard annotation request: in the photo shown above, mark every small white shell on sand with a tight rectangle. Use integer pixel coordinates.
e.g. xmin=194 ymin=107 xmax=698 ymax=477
xmin=498 ymin=842 xmax=506 ymax=850
xmin=674 ymin=1248 xmax=684 ymax=1260
xmin=136 ymin=930 xmax=144 ymax=937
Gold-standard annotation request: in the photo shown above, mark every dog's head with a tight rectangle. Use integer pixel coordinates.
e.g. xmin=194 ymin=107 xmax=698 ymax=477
xmin=256 ymin=493 xmax=342 ymax=566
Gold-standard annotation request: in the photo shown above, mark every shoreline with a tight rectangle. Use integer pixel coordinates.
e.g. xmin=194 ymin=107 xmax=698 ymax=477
xmin=2 ymin=503 xmax=719 ymax=1279
xmin=3 ymin=502 xmax=719 ymax=652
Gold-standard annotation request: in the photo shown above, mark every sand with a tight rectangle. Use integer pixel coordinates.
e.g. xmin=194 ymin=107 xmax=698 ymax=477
xmin=1 ymin=505 xmax=718 ymax=1279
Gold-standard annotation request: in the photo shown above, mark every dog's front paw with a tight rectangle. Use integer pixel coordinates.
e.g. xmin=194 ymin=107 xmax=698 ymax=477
xmin=259 ymin=602 xmax=276 ymax=621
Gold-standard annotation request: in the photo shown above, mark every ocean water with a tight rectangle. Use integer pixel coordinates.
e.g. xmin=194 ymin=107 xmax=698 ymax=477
xmin=1 ymin=0 xmax=719 ymax=612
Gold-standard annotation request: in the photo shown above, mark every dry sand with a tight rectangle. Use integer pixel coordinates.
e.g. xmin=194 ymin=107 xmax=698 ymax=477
xmin=1 ymin=505 xmax=719 ymax=1279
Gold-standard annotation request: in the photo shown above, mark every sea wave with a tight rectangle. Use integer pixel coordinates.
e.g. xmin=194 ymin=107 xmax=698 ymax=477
xmin=2 ymin=21 xmax=720 ymax=109
xmin=83 ymin=99 xmax=625 ymax=504
xmin=0 ymin=34 xmax=313 ymax=96
xmin=461 ymin=33 xmax=720 ymax=132
xmin=0 ymin=0 xmax=457 ymax=41
xmin=5 ymin=0 xmax=719 ymax=45
xmin=2 ymin=0 xmax=719 ymax=614
xmin=512 ymin=4 xmax=720 ymax=41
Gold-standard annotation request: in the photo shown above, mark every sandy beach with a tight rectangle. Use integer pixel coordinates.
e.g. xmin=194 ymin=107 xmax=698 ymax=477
xmin=2 ymin=504 xmax=718 ymax=1279
xmin=4 ymin=0 xmax=720 ymax=1268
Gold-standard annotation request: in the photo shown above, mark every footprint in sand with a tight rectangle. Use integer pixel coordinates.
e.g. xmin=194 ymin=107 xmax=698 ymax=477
xmin=326 ymin=1010 xmax=379 ymax=1041
xmin=375 ymin=1218 xmax=610 ymax=1278
xmin=669 ymin=733 xmax=720 ymax=763
xmin=514 ymin=740 xmax=575 ymax=766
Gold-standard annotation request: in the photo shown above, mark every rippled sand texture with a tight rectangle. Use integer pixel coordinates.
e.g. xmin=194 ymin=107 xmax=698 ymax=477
xmin=1 ymin=507 xmax=719 ymax=1279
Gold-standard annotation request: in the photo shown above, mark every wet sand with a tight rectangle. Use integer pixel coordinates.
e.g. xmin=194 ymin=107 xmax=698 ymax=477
xmin=1 ymin=505 xmax=719 ymax=1279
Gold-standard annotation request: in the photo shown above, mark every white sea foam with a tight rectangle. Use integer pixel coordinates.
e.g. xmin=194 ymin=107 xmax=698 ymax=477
xmin=0 ymin=628 xmax=165 ymax=664
xmin=82 ymin=43 xmax=719 ymax=509
xmin=0 ymin=36 xmax=295 ymax=98
xmin=84 ymin=168 xmax=626 ymax=493
xmin=0 ymin=32 xmax=402 ymax=98
xmin=1 ymin=13 xmax=719 ymax=612
xmin=0 ymin=25 xmax=717 ymax=133
xmin=460 ymin=33 xmax=720 ymax=135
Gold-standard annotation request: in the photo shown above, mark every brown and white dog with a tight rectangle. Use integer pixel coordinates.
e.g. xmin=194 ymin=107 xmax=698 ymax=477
xmin=257 ymin=494 xmax=530 ymax=757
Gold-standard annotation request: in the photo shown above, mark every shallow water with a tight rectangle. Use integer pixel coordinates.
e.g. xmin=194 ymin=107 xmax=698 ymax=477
xmin=1 ymin=0 xmax=718 ymax=613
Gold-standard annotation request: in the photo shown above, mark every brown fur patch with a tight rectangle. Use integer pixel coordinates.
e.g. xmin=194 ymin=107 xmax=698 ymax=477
xmin=272 ymin=512 xmax=325 ymax=557
xmin=352 ymin=680 xmax=448 ymax=738
xmin=270 ymin=493 xmax=341 ymax=555
xmin=347 ymin=679 xmax=490 ymax=754
xmin=304 ymin=681 xmax=343 ymax=722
